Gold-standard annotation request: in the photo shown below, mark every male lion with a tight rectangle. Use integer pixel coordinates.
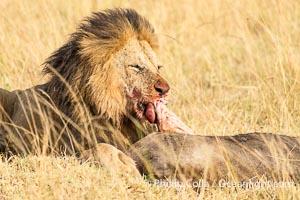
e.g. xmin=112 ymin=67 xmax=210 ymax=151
xmin=0 ymin=9 xmax=192 ymax=177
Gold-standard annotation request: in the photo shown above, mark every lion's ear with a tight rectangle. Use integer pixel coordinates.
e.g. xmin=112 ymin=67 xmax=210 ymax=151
xmin=87 ymin=59 xmax=127 ymax=125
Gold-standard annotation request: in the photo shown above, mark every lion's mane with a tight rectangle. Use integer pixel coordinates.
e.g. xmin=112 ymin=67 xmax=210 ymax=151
xmin=43 ymin=9 xmax=158 ymax=127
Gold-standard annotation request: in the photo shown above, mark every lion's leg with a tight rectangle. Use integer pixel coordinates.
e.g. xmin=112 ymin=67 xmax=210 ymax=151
xmin=82 ymin=143 xmax=141 ymax=178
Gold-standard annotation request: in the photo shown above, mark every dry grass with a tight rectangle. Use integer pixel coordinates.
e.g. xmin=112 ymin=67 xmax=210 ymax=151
xmin=0 ymin=0 xmax=300 ymax=199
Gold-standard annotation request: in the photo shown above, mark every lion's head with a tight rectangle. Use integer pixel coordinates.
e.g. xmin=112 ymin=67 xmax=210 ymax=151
xmin=43 ymin=8 xmax=169 ymax=130
xmin=110 ymin=39 xmax=170 ymax=123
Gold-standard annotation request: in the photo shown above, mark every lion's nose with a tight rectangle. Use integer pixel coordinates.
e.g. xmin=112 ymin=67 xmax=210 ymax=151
xmin=154 ymin=79 xmax=170 ymax=95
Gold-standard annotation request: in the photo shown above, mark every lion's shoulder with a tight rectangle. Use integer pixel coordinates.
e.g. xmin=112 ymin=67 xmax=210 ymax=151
xmin=0 ymin=88 xmax=17 ymax=121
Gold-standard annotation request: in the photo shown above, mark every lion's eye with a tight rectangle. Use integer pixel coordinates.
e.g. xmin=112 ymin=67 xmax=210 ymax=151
xmin=158 ymin=65 xmax=163 ymax=70
xmin=129 ymin=65 xmax=144 ymax=72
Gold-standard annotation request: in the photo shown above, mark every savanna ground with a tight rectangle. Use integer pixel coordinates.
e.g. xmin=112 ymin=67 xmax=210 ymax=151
xmin=0 ymin=0 xmax=300 ymax=199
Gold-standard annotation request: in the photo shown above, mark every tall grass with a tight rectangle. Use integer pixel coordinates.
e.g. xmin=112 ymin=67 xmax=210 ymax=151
xmin=0 ymin=0 xmax=299 ymax=199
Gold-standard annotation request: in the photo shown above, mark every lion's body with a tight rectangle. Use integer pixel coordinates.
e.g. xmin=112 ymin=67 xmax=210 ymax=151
xmin=0 ymin=83 xmax=144 ymax=154
xmin=0 ymin=85 xmax=71 ymax=154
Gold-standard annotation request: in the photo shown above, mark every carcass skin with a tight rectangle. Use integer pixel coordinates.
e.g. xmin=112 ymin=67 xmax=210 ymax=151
xmin=152 ymin=100 xmax=194 ymax=135
xmin=136 ymin=102 xmax=300 ymax=184
xmin=129 ymin=132 xmax=300 ymax=184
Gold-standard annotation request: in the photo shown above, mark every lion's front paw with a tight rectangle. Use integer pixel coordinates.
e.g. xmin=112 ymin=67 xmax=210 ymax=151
xmin=82 ymin=143 xmax=141 ymax=178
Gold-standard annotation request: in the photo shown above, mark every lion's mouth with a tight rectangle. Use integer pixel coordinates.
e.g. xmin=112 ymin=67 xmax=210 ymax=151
xmin=137 ymin=99 xmax=194 ymax=135
xmin=142 ymin=99 xmax=167 ymax=124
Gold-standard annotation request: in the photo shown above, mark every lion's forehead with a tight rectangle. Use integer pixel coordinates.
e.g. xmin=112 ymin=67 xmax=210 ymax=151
xmin=113 ymin=39 xmax=159 ymax=73
xmin=139 ymin=40 xmax=159 ymax=70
